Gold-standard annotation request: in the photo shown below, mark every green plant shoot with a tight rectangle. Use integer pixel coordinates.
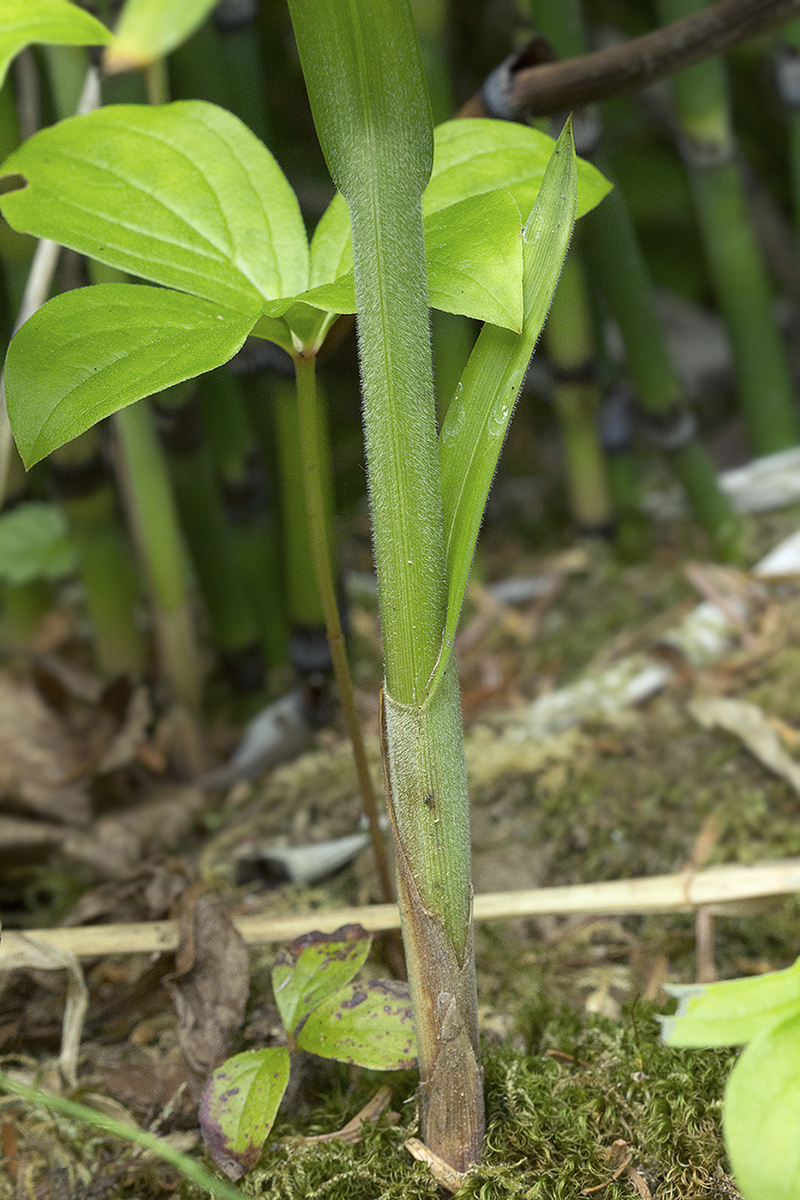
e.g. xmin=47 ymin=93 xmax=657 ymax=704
xmin=200 ymin=925 xmax=415 ymax=1180
xmin=0 ymin=7 xmax=608 ymax=1171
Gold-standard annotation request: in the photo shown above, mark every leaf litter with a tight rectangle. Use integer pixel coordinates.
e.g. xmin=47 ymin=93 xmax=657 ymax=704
xmin=4 ymin=508 xmax=800 ymax=1195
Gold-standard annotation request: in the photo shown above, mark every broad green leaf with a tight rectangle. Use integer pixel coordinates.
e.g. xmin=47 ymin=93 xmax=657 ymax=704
xmin=296 ymin=978 xmax=417 ymax=1069
xmin=0 ymin=0 xmax=112 ymax=90
xmin=199 ymin=1047 xmax=290 ymax=1181
xmin=0 ymin=102 xmax=309 ymax=318
xmin=659 ymin=957 xmax=800 ymax=1048
xmin=428 ymin=119 xmax=610 ymax=223
xmin=306 ymin=118 xmax=611 ymax=293
xmin=105 ymin=0 xmax=218 ymax=72
xmin=6 ymin=284 xmax=255 ymax=467
xmin=271 ymin=925 xmax=372 ymax=1038
xmin=433 ymin=118 xmax=578 ymax=695
xmin=724 ymin=1011 xmax=800 ymax=1200
xmin=424 ymin=190 xmax=522 ymax=330
xmin=301 ymin=190 xmax=523 ymax=332
xmin=0 ymin=502 xmax=75 ymax=584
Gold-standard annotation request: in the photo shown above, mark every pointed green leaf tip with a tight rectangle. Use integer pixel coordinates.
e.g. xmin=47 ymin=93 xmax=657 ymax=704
xmin=0 ymin=0 xmax=112 ymax=90
xmin=271 ymin=924 xmax=372 ymax=1038
xmin=0 ymin=102 xmax=309 ymax=317
xmin=200 ymin=1047 xmax=291 ymax=1181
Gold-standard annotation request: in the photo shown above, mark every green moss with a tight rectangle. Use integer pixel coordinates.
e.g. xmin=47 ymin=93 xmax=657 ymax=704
xmin=231 ymin=1005 xmax=735 ymax=1199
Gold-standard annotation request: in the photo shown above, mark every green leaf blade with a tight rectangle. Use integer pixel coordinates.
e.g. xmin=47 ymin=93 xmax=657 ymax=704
xmin=287 ymin=0 xmax=432 ymax=204
xmin=271 ymin=925 xmax=372 ymax=1039
xmin=0 ymin=102 xmax=309 ymax=316
xmin=296 ymin=979 xmax=417 ymax=1070
xmin=425 ymin=190 xmax=523 ymax=330
xmin=199 ymin=1047 xmax=291 ymax=1181
xmin=0 ymin=0 xmax=112 ymax=90
xmin=724 ymin=1012 xmax=800 ymax=1200
xmin=434 ymin=119 xmax=578 ymax=689
xmin=659 ymin=957 xmax=800 ymax=1048
xmin=6 ymin=284 xmax=255 ymax=467
xmin=428 ymin=118 xmax=610 ymax=223
xmin=299 ymin=190 xmax=524 ymax=332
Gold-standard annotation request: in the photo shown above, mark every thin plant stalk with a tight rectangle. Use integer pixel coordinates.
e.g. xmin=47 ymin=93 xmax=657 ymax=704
xmin=545 ymin=248 xmax=614 ymax=534
xmin=659 ymin=0 xmax=799 ymax=456
xmin=114 ymin=399 xmax=201 ymax=711
xmin=294 ymin=352 xmax=395 ymax=906
xmin=153 ymin=385 xmax=265 ymax=693
xmin=272 ymin=373 xmax=332 ymax=664
xmin=199 ymin=366 xmax=288 ymax=670
xmin=50 ymin=428 xmax=145 ymax=678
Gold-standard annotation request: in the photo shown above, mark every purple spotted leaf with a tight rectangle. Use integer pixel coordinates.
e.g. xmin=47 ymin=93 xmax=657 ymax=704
xmin=199 ymin=1047 xmax=290 ymax=1180
xmin=272 ymin=924 xmax=372 ymax=1038
xmin=296 ymin=979 xmax=417 ymax=1070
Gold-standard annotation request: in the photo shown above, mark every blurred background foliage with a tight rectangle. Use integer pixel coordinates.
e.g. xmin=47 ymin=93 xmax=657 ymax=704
xmin=1 ymin=0 xmax=799 ymax=727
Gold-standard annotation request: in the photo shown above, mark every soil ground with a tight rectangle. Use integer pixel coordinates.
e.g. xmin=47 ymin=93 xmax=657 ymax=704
xmin=4 ymin=494 xmax=800 ymax=1198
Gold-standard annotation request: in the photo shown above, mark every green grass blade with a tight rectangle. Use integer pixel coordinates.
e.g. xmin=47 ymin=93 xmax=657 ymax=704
xmin=288 ymin=0 xmax=442 ymax=703
xmin=6 ymin=285 xmax=255 ymax=466
xmin=0 ymin=1071 xmax=244 ymax=1200
xmin=434 ymin=119 xmax=578 ymax=692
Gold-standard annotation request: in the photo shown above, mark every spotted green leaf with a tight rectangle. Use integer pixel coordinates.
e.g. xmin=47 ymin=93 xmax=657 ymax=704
xmin=271 ymin=924 xmax=372 ymax=1039
xmin=296 ymin=978 xmax=417 ymax=1069
xmin=199 ymin=1047 xmax=290 ymax=1181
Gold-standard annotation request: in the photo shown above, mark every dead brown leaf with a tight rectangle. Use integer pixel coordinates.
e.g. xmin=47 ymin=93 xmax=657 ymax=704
xmin=165 ymin=887 xmax=249 ymax=1084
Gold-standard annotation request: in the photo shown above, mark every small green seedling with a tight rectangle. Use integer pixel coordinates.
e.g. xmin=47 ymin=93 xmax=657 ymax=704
xmin=199 ymin=924 xmax=416 ymax=1180
xmin=661 ymin=955 xmax=800 ymax=1200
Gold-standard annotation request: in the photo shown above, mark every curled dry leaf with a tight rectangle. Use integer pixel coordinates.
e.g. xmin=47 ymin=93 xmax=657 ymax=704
xmin=165 ymin=889 xmax=250 ymax=1081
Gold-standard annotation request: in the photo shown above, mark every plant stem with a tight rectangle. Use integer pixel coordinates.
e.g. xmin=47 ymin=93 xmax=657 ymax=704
xmin=50 ymin=429 xmax=145 ymax=678
xmin=659 ymin=0 xmax=799 ymax=456
xmin=114 ymin=400 xmax=201 ymax=710
xmin=294 ymin=352 xmax=394 ymax=906
xmin=288 ymin=0 xmax=483 ymax=1167
xmin=200 ymin=366 xmax=288 ymax=670
xmin=545 ymin=249 xmax=613 ymax=534
xmin=153 ymin=386 xmax=265 ymax=694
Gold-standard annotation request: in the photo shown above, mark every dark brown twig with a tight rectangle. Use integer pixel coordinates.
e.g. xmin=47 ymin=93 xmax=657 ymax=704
xmin=459 ymin=0 xmax=800 ymax=119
